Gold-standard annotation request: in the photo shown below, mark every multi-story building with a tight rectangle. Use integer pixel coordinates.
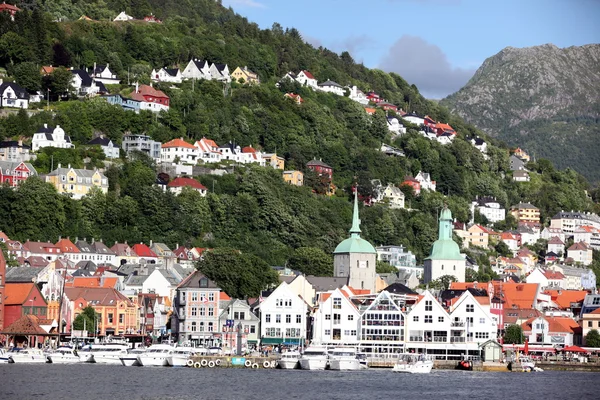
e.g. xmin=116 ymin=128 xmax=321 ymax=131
xmin=0 ymin=140 xmax=32 ymax=162
xmin=263 ymin=153 xmax=285 ymax=170
xmin=122 ymin=133 xmax=161 ymax=160
xmin=45 ymin=165 xmax=108 ymax=199
xmin=87 ymin=136 xmax=120 ymax=159
xmin=194 ymin=137 xmax=222 ymax=164
xmin=415 ymin=171 xmax=436 ymax=192
xmin=550 ymin=211 xmax=600 ymax=234
xmin=172 ymin=271 xmax=224 ymax=346
xmin=471 ymin=197 xmax=506 ymax=224
xmin=219 ymin=299 xmax=260 ymax=351
xmin=312 ymin=287 xmax=360 ymax=346
xmin=31 ymin=124 xmax=74 ymax=152
xmin=567 ymin=242 xmax=593 ymax=266
xmin=573 ymin=226 xmax=600 ymax=250
xmin=161 ymin=138 xmax=199 ymax=164
xmin=283 ymin=170 xmax=303 ymax=186
xmin=509 ymin=203 xmax=540 ymax=225
xmin=0 ymin=161 xmax=36 ymax=187
xmin=130 ymin=84 xmax=170 ymax=113
xmin=521 ymin=315 xmax=580 ymax=347
xmin=375 ymin=245 xmax=417 ymax=271
xmin=3 ymin=282 xmax=48 ymax=328
xmin=231 ymin=66 xmax=260 ymax=85
xmin=259 ymin=282 xmax=307 ymax=346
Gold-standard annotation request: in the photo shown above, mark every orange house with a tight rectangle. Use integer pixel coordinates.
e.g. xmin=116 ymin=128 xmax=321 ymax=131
xmin=65 ymin=287 xmax=138 ymax=335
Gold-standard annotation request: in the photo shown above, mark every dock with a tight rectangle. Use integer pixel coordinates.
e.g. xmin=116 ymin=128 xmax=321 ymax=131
xmin=187 ymin=355 xmax=278 ymax=368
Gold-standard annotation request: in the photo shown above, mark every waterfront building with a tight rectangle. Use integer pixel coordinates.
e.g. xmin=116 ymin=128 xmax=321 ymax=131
xmin=521 ymin=315 xmax=580 ymax=347
xmin=3 ymin=282 xmax=48 ymax=328
xmin=312 ymin=287 xmax=360 ymax=346
xmin=424 ymin=206 xmax=466 ymax=283
xmin=219 ymin=299 xmax=260 ymax=350
xmin=258 ymin=282 xmax=308 ymax=346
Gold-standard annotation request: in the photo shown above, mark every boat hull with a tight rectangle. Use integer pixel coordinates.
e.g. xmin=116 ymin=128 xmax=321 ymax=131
xmin=120 ymin=356 xmax=141 ymax=366
xmin=47 ymin=355 xmax=83 ymax=364
xmin=328 ymin=359 xmax=361 ymax=371
xmin=299 ymin=358 xmax=327 ymax=371
xmin=168 ymin=356 xmax=190 ymax=367
xmin=278 ymin=360 xmax=299 ymax=369
xmin=138 ymin=355 xmax=169 ymax=367
xmin=393 ymin=361 xmax=433 ymax=374
xmin=93 ymin=354 xmax=125 ymax=365
xmin=8 ymin=354 xmax=48 ymax=364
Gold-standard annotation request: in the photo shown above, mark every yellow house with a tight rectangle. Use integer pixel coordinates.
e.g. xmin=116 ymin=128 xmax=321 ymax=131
xmin=509 ymin=202 xmax=540 ymax=224
xmin=46 ymin=164 xmax=109 ymax=199
xmin=263 ymin=153 xmax=285 ymax=170
xmin=464 ymin=224 xmax=490 ymax=248
xmin=231 ymin=66 xmax=260 ymax=85
xmin=283 ymin=170 xmax=303 ymax=186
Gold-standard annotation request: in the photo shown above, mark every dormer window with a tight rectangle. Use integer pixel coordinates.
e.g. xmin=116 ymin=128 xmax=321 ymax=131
xmin=199 ymin=278 xmax=208 ymax=288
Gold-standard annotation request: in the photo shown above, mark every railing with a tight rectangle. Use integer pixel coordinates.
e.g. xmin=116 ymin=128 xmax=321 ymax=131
xmin=451 ymin=322 xmax=465 ymax=327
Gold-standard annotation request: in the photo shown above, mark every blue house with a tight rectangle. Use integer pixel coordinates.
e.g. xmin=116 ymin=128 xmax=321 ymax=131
xmin=102 ymin=94 xmax=141 ymax=112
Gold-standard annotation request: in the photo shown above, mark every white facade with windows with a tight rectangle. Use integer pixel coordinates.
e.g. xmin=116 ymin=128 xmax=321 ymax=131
xmin=259 ymin=282 xmax=307 ymax=345
xmin=312 ymin=288 xmax=360 ymax=345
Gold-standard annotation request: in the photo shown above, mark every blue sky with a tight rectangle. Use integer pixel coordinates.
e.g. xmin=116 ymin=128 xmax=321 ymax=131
xmin=222 ymin=0 xmax=600 ymax=98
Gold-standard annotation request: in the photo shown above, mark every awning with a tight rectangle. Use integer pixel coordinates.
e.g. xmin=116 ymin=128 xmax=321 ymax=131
xmin=260 ymin=338 xmax=302 ymax=345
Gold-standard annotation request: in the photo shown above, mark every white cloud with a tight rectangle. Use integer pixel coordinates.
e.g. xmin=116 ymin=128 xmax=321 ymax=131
xmin=379 ymin=35 xmax=476 ymax=98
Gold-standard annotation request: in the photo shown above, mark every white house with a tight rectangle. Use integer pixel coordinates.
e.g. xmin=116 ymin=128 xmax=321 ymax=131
xmin=166 ymin=177 xmax=208 ymax=196
xmin=218 ymin=142 xmax=242 ymax=162
xmin=295 ymin=70 xmax=318 ymax=89
xmin=181 ymin=59 xmax=212 ymax=80
xmin=91 ymin=64 xmax=120 ymax=85
xmin=547 ymin=236 xmax=565 ymax=256
xmin=71 ymin=69 xmax=107 ymax=97
xmin=113 ymin=11 xmax=133 ymax=21
xmin=469 ymin=137 xmax=487 ymax=154
xmin=259 ymin=282 xmax=308 ymax=346
xmin=195 ymin=137 xmax=222 ymax=164
xmin=240 ymin=146 xmax=265 ymax=166
xmin=379 ymin=183 xmax=405 ymax=209
xmin=0 ymin=82 xmax=29 ymax=109
xmin=348 ymin=86 xmax=369 ymax=105
xmin=574 ymin=226 xmax=600 ymax=250
xmin=512 ymin=170 xmax=531 ymax=182
xmin=470 ymin=197 xmax=506 ymax=224
xmin=386 ymin=117 xmax=407 ymax=136
xmin=142 ymin=268 xmax=180 ymax=299
xmin=31 ymin=124 xmax=74 ymax=152
xmin=521 ymin=315 xmax=577 ymax=347
xmin=415 ymin=171 xmax=436 ymax=192
xmin=500 ymin=232 xmax=519 ymax=251
xmin=541 ymin=227 xmax=566 ymax=243
xmin=209 ymin=63 xmax=231 ymax=82
xmin=161 ymin=138 xmax=199 ymax=164
xmin=87 ymin=136 xmax=120 ymax=159
xmin=525 ymin=267 xmax=565 ymax=290
xmin=402 ymin=113 xmax=425 ymax=126
xmin=567 ymin=242 xmax=593 ymax=266
xmin=406 ymin=291 xmax=454 ymax=352
xmin=447 ymin=291 xmax=498 ymax=348
xmin=317 ymin=80 xmax=345 ymax=96
xmin=312 ymin=288 xmax=360 ymax=345
xmin=151 ymin=68 xmax=182 ymax=83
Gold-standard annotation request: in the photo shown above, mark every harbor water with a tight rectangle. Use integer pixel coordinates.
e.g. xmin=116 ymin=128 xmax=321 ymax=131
xmin=1 ymin=364 xmax=598 ymax=400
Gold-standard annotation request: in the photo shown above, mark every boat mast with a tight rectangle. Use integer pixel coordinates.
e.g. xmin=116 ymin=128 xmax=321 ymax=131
xmin=55 ymin=265 xmax=68 ymax=348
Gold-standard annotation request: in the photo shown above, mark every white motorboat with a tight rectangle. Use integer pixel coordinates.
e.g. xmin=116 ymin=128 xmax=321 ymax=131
xmin=0 ymin=348 xmax=10 ymax=363
xmin=167 ymin=347 xmax=198 ymax=367
xmin=8 ymin=348 xmax=48 ymax=364
xmin=87 ymin=344 xmax=129 ymax=364
xmin=518 ymin=356 xmax=537 ymax=372
xmin=299 ymin=346 xmax=328 ymax=370
xmin=137 ymin=344 xmax=173 ymax=367
xmin=277 ymin=350 xmax=301 ymax=369
xmin=328 ymin=348 xmax=361 ymax=371
xmin=393 ymin=353 xmax=434 ymax=374
xmin=119 ymin=348 xmax=146 ymax=366
xmin=46 ymin=347 xmax=84 ymax=364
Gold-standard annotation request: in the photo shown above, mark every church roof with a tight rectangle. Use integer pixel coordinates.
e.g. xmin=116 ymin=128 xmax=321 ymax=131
xmin=334 ymin=190 xmax=376 ymax=254
xmin=426 ymin=206 xmax=463 ymax=261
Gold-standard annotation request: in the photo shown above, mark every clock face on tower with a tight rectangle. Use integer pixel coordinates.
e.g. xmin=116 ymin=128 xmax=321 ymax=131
xmin=358 ymin=260 xmax=367 ymax=269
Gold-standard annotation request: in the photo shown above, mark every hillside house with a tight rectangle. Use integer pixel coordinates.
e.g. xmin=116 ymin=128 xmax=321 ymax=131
xmin=231 ymin=66 xmax=260 ymax=85
xmin=240 ymin=146 xmax=265 ymax=166
xmin=151 ymin=68 xmax=182 ymax=83
xmin=90 ymin=64 xmax=119 ymax=85
xmin=471 ymin=197 xmax=505 ymax=224
xmin=195 ymin=137 xmax=222 ymax=164
xmin=167 ymin=177 xmax=208 ymax=196
xmin=130 ymin=84 xmax=169 ymax=113
xmin=0 ymin=140 xmax=31 ymax=162
xmin=283 ymin=170 xmax=303 ymax=186
xmin=181 ymin=59 xmax=212 ymax=80
xmin=306 ymin=158 xmax=333 ymax=180
xmin=263 ymin=153 xmax=285 ymax=170
xmin=113 ymin=11 xmax=133 ymax=21
xmin=284 ymin=93 xmax=303 ymax=104
xmin=573 ymin=226 xmax=600 ymax=250
xmin=513 ymin=147 xmax=530 ymax=162
xmin=547 ymin=236 xmax=565 ymax=256
xmin=0 ymin=161 xmax=36 ymax=187
xmin=122 ymin=133 xmax=161 ymax=160
xmin=71 ymin=69 xmax=107 ymax=97
xmin=0 ymin=81 xmax=29 ymax=109
xmin=380 ymin=143 xmax=405 ymax=157
xmin=31 ymin=124 xmax=74 ymax=152
xmin=386 ymin=117 xmax=407 ymax=136
xmin=512 ymin=170 xmax=530 ymax=182
xmin=87 ymin=136 xmax=120 ymax=159
xmin=208 ymin=63 xmax=231 ymax=82
xmin=402 ymin=113 xmax=425 ymax=126
xmin=509 ymin=155 xmax=526 ymax=171
xmin=348 ymin=86 xmax=368 ymax=105
xmin=295 ymin=70 xmax=318 ymax=89
xmin=550 ymin=211 xmax=600 ymax=234
xmin=509 ymin=203 xmax=540 ymax=225
xmin=161 ymin=138 xmax=199 ymax=164
xmin=143 ymin=14 xmax=162 ymax=23
xmin=372 ymin=182 xmax=405 ymax=209
xmin=0 ymin=2 xmax=20 ymax=19
xmin=402 ymin=176 xmax=421 ymax=195
xmin=318 ymin=80 xmax=345 ymax=96
xmin=415 ymin=171 xmax=436 ymax=192
xmin=45 ymin=165 xmax=108 ymax=199
xmin=567 ymin=242 xmax=593 ymax=266
xmin=219 ymin=142 xmax=242 ymax=162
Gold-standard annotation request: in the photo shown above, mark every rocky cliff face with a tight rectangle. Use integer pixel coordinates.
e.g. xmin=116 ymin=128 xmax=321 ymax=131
xmin=441 ymin=44 xmax=600 ymax=183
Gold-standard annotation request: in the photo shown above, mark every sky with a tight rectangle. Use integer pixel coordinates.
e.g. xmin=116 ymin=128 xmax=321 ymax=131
xmin=222 ymin=0 xmax=600 ymax=98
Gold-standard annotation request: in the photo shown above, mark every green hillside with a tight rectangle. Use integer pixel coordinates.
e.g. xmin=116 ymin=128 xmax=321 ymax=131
xmin=0 ymin=1 xmax=596 ymax=272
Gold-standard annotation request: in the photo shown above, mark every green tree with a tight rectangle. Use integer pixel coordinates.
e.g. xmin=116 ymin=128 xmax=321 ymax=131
xmin=428 ymin=275 xmax=457 ymax=290
xmin=494 ymin=241 xmax=512 ymax=257
xmin=45 ymin=67 xmax=74 ymax=98
xmin=376 ymin=260 xmax=397 ymax=274
xmin=73 ymin=306 xmax=99 ymax=333
xmin=504 ymin=324 xmax=524 ymax=344
xmin=585 ymin=329 xmax=600 ymax=347
xmin=287 ymin=247 xmax=333 ymax=276
xmin=196 ymin=248 xmax=279 ymax=299
xmin=13 ymin=62 xmax=42 ymax=92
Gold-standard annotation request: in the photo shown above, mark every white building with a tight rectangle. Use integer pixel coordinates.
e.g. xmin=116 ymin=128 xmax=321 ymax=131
xmin=470 ymin=197 xmax=506 ymax=224
xmin=348 ymin=86 xmax=369 ymax=105
xmin=218 ymin=143 xmax=242 ymax=162
xmin=424 ymin=206 xmax=466 ymax=284
xmin=71 ymin=69 xmax=107 ymax=97
xmin=402 ymin=113 xmax=425 ymax=126
xmin=415 ymin=171 xmax=436 ymax=192
xmin=259 ymin=282 xmax=308 ymax=346
xmin=87 ymin=136 xmax=120 ymax=159
xmin=521 ymin=315 xmax=577 ymax=347
xmin=373 ymin=183 xmax=405 ymax=209
xmin=312 ymin=288 xmax=360 ymax=346
xmin=208 ymin=63 xmax=231 ymax=82
xmin=240 ymin=146 xmax=265 ymax=166
xmin=573 ymin=226 xmax=600 ymax=250
xmin=525 ymin=267 xmax=565 ymax=290
xmin=195 ymin=137 xmax=222 ymax=164
xmin=386 ymin=117 xmax=407 ymax=136
xmin=375 ymin=245 xmax=417 ymax=270
xmin=547 ymin=236 xmax=565 ymax=256
xmin=567 ymin=242 xmax=593 ymax=266
xmin=161 ymin=138 xmax=199 ymax=164
xmin=31 ymin=124 xmax=74 ymax=152
xmin=151 ymin=68 xmax=183 ymax=84
xmin=295 ymin=70 xmax=318 ymax=89
xmin=219 ymin=299 xmax=260 ymax=350
xmin=91 ymin=64 xmax=120 ymax=85
xmin=317 ymin=80 xmax=345 ymax=96
xmin=122 ymin=133 xmax=161 ymax=160
xmin=181 ymin=59 xmax=212 ymax=80
xmin=113 ymin=11 xmax=133 ymax=21
xmin=142 ymin=268 xmax=180 ymax=299
xmin=550 ymin=211 xmax=600 ymax=234
xmin=541 ymin=227 xmax=566 ymax=243
xmin=0 ymin=82 xmax=29 ymax=109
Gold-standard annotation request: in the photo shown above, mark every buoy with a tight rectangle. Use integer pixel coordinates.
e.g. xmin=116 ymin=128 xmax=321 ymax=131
xmin=252 ymin=363 xmax=259 ymax=369
xmin=201 ymin=359 xmax=208 ymax=367
xmin=194 ymin=361 xmax=201 ymax=368
xmin=263 ymin=361 xmax=270 ymax=368
xmin=208 ymin=360 xmax=215 ymax=368
xmin=186 ymin=359 xmax=194 ymax=367
xmin=215 ymin=359 xmax=222 ymax=366
xmin=245 ymin=360 xmax=252 ymax=368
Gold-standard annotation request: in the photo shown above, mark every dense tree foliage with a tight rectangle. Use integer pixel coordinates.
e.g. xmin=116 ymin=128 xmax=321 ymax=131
xmin=287 ymin=247 xmax=333 ymax=276
xmin=73 ymin=306 xmax=99 ymax=333
xmin=504 ymin=324 xmax=524 ymax=344
xmin=585 ymin=329 xmax=600 ymax=348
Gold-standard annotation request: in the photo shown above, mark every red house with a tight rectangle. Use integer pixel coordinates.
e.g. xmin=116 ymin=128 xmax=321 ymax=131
xmin=131 ymin=84 xmax=170 ymax=108
xmin=435 ymin=122 xmax=456 ymax=136
xmin=401 ymin=176 xmax=421 ymax=195
xmin=306 ymin=158 xmax=333 ymax=180
xmin=366 ymin=92 xmax=382 ymax=103
xmin=0 ymin=251 xmax=5 ymax=331
xmin=0 ymin=2 xmax=20 ymax=18
xmin=0 ymin=161 xmax=37 ymax=187
xmin=423 ymin=115 xmax=436 ymax=128
xmin=143 ymin=14 xmax=162 ymax=23
xmin=3 ymin=282 xmax=47 ymax=329
xmin=131 ymin=243 xmax=158 ymax=263
xmin=378 ymin=102 xmax=398 ymax=112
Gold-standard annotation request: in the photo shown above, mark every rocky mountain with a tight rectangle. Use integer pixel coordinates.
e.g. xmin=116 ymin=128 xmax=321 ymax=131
xmin=441 ymin=44 xmax=600 ymax=183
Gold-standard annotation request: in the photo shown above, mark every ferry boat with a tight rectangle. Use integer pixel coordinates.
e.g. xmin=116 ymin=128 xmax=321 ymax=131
xmin=277 ymin=350 xmax=301 ymax=369
xmin=137 ymin=344 xmax=173 ymax=367
xmin=392 ymin=353 xmax=434 ymax=374
xmin=86 ymin=344 xmax=129 ymax=364
xmin=328 ymin=348 xmax=361 ymax=371
xmin=167 ymin=347 xmax=198 ymax=367
xmin=299 ymin=346 xmax=328 ymax=370
xmin=119 ymin=348 xmax=146 ymax=367
xmin=46 ymin=347 xmax=84 ymax=364
xmin=8 ymin=348 xmax=48 ymax=364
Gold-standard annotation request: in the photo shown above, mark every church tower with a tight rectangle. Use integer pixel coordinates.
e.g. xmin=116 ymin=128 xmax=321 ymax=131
xmin=424 ymin=205 xmax=466 ymax=283
xmin=333 ymin=190 xmax=377 ymax=293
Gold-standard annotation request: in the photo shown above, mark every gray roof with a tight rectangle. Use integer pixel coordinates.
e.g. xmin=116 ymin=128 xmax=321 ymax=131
xmin=318 ymin=80 xmax=342 ymax=88
xmin=305 ymin=276 xmax=348 ymax=292
xmin=72 ymin=269 xmax=93 ymax=277
xmin=157 ymin=269 xmax=180 ymax=285
xmin=171 ymin=264 xmax=194 ymax=281
xmin=0 ymin=161 xmax=37 ymax=176
xmin=76 ymin=260 xmax=97 ymax=271
xmin=178 ymin=270 xmax=220 ymax=289
xmin=552 ymin=211 xmax=600 ymax=223
xmin=0 ymin=82 xmax=29 ymax=100
xmin=75 ymin=240 xmax=94 ymax=253
xmin=511 ymin=202 xmax=538 ymax=210
xmin=93 ymin=241 xmax=115 ymax=255
xmin=5 ymin=267 xmax=41 ymax=282
xmin=47 ymin=168 xmax=106 ymax=180
xmin=126 ymin=274 xmax=148 ymax=286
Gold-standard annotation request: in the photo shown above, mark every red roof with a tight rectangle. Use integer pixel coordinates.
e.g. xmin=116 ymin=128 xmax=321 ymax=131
xmin=131 ymin=243 xmax=157 ymax=258
xmin=197 ymin=137 xmax=219 ymax=149
xmin=0 ymin=231 xmax=10 ymax=241
xmin=4 ymin=283 xmax=36 ymax=305
xmin=568 ymin=241 xmax=590 ymax=251
xmin=0 ymin=2 xmax=20 ymax=12
xmin=162 ymin=138 xmax=196 ymax=149
xmin=137 ymin=84 xmax=168 ymax=98
xmin=242 ymin=146 xmax=256 ymax=153
xmin=55 ymin=238 xmax=80 ymax=254
xmin=542 ymin=270 xmax=565 ymax=280
xmin=167 ymin=177 xmax=207 ymax=190
xmin=1 ymin=315 xmax=48 ymax=335
xmin=544 ymin=290 xmax=587 ymax=309
xmin=301 ymin=70 xmax=315 ymax=80
xmin=435 ymin=122 xmax=454 ymax=132
xmin=501 ymin=232 xmax=517 ymax=241
xmin=590 ymin=308 xmax=600 ymax=315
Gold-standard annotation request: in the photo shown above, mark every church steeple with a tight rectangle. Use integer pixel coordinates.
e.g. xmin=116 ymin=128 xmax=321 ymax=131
xmin=438 ymin=204 xmax=453 ymax=240
xmin=350 ymin=188 xmax=361 ymax=237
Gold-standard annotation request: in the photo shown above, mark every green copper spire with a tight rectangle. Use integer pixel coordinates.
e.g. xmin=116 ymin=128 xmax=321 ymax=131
xmin=350 ymin=189 xmax=361 ymax=236
xmin=425 ymin=204 xmax=464 ymax=261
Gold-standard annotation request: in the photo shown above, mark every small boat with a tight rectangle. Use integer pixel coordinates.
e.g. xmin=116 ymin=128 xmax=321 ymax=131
xmin=8 ymin=348 xmax=48 ymax=364
xmin=46 ymin=346 xmax=84 ymax=364
xmin=137 ymin=344 xmax=173 ymax=367
xmin=392 ymin=353 xmax=434 ymax=374
xmin=87 ymin=344 xmax=129 ymax=364
xmin=277 ymin=350 xmax=301 ymax=369
xmin=0 ymin=349 xmax=11 ymax=363
xmin=508 ymin=355 xmax=538 ymax=372
xmin=119 ymin=348 xmax=146 ymax=367
xmin=328 ymin=348 xmax=361 ymax=371
xmin=167 ymin=347 xmax=198 ymax=367
xmin=299 ymin=346 xmax=328 ymax=371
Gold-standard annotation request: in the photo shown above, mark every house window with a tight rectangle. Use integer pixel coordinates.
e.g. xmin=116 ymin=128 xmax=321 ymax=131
xmin=191 ymin=307 xmax=197 ymax=317
xmin=425 ymin=300 xmax=432 ymax=311
xmin=348 ymin=315 xmax=354 ymax=321
xmin=119 ymin=314 xmax=124 ymax=324
xmin=191 ymin=322 xmax=197 ymax=332
xmin=325 ymin=329 xmax=331 ymax=336
xmin=108 ymin=313 xmax=113 ymax=323
xmin=208 ymin=307 xmax=214 ymax=316
xmin=296 ymin=314 xmax=302 ymax=323
xmin=425 ymin=315 xmax=432 ymax=323
xmin=199 ymin=307 xmax=205 ymax=316
xmin=286 ymin=314 xmax=291 ymax=323
xmin=325 ymin=314 xmax=331 ymax=320
xmin=333 ymin=298 xmax=342 ymax=309
xmin=466 ymin=305 xmax=474 ymax=312
xmin=276 ymin=314 xmax=281 ymax=323
xmin=208 ymin=293 xmax=214 ymax=302
xmin=265 ymin=314 xmax=271 ymax=323
xmin=438 ymin=316 xmax=444 ymax=323
xmin=250 ymin=325 xmax=256 ymax=334
xmin=208 ymin=322 xmax=213 ymax=332
xmin=413 ymin=316 xmax=419 ymax=322
xmin=588 ymin=321 xmax=592 ymax=328
xmin=479 ymin=318 xmax=485 ymax=324
xmin=191 ymin=292 xmax=198 ymax=301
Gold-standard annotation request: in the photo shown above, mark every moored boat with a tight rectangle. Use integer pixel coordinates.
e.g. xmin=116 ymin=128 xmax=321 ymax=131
xmin=392 ymin=353 xmax=434 ymax=374
xmin=137 ymin=344 xmax=173 ymax=367
xmin=299 ymin=346 xmax=328 ymax=370
xmin=167 ymin=347 xmax=198 ymax=367
xmin=87 ymin=343 xmax=129 ymax=364
xmin=46 ymin=346 xmax=84 ymax=364
xmin=328 ymin=348 xmax=361 ymax=371
xmin=0 ymin=348 xmax=11 ymax=363
xmin=277 ymin=350 xmax=301 ymax=369
xmin=8 ymin=348 xmax=48 ymax=364
xmin=119 ymin=348 xmax=146 ymax=366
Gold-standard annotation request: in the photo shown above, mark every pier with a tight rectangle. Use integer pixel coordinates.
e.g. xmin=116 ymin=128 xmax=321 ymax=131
xmin=187 ymin=355 xmax=278 ymax=368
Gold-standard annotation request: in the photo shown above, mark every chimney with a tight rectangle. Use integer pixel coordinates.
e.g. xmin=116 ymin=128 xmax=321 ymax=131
xmin=93 ymin=62 xmax=96 ymax=76
xmin=149 ymin=240 xmax=153 ymax=247
xmin=135 ymin=82 xmax=139 ymax=93
xmin=57 ymin=163 xmax=61 ymax=169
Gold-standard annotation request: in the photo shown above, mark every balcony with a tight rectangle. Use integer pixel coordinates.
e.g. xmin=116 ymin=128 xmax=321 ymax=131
xmin=451 ymin=321 xmax=465 ymax=327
